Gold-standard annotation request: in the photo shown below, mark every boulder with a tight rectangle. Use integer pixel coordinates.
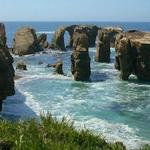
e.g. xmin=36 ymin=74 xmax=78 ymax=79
xmin=12 ymin=27 xmax=42 ymax=56
xmin=115 ymin=31 xmax=150 ymax=81
xmin=71 ymin=32 xmax=91 ymax=81
xmin=95 ymin=30 xmax=111 ymax=63
xmin=51 ymin=27 xmax=66 ymax=51
xmin=0 ymin=23 xmax=15 ymax=111
xmin=16 ymin=61 xmax=27 ymax=70
xmin=54 ymin=59 xmax=64 ymax=75
xmin=37 ymin=33 xmax=49 ymax=49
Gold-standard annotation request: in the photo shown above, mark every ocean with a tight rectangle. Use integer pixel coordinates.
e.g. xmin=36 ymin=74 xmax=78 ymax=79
xmin=1 ymin=22 xmax=150 ymax=150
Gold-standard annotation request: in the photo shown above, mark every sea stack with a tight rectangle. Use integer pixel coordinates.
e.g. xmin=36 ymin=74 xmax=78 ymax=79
xmin=50 ymin=27 xmax=66 ymax=51
xmin=12 ymin=27 xmax=42 ymax=56
xmin=115 ymin=30 xmax=150 ymax=81
xmin=0 ymin=23 xmax=15 ymax=111
xmin=71 ymin=32 xmax=91 ymax=81
xmin=95 ymin=30 xmax=111 ymax=63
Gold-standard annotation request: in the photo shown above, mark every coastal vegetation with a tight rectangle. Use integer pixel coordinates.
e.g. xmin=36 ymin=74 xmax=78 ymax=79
xmin=0 ymin=114 xmax=150 ymax=150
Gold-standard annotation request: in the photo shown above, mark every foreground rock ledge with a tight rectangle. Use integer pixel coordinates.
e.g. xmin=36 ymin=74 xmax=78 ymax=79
xmin=115 ymin=30 xmax=150 ymax=81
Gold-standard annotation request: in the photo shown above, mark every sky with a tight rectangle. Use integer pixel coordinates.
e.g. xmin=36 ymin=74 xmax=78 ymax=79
xmin=0 ymin=0 xmax=150 ymax=22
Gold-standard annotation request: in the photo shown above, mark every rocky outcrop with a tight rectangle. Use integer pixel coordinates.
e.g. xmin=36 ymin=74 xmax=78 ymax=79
xmin=95 ymin=30 xmax=110 ymax=63
xmin=0 ymin=23 xmax=15 ymax=111
xmin=37 ymin=33 xmax=49 ymax=49
xmin=104 ymin=27 xmax=123 ymax=47
xmin=0 ymin=23 xmax=7 ymax=48
xmin=71 ymin=32 xmax=91 ymax=81
xmin=12 ymin=27 xmax=42 ymax=56
xmin=50 ymin=27 xmax=66 ymax=51
xmin=16 ymin=61 xmax=27 ymax=70
xmin=73 ymin=25 xmax=98 ymax=47
xmin=115 ymin=31 xmax=150 ymax=81
xmin=54 ymin=59 xmax=64 ymax=75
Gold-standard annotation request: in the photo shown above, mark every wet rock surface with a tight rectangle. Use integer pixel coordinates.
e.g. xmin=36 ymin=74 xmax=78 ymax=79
xmin=16 ymin=61 xmax=27 ymax=70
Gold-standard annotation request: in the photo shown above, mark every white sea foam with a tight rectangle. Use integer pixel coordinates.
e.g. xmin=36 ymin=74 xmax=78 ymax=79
xmin=36 ymin=31 xmax=55 ymax=34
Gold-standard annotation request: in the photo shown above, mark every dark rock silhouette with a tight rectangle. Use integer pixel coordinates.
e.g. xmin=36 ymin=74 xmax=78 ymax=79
xmin=55 ymin=59 xmax=64 ymax=75
xmin=12 ymin=27 xmax=42 ymax=56
xmin=95 ymin=30 xmax=110 ymax=63
xmin=0 ymin=23 xmax=15 ymax=111
xmin=37 ymin=33 xmax=49 ymax=49
xmin=16 ymin=61 xmax=27 ymax=70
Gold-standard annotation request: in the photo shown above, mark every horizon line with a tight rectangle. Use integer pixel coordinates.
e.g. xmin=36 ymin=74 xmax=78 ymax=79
xmin=1 ymin=20 xmax=150 ymax=23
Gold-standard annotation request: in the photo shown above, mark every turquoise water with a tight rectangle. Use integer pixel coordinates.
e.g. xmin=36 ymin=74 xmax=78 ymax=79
xmin=1 ymin=22 xmax=150 ymax=149
xmin=2 ymin=48 xmax=150 ymax=150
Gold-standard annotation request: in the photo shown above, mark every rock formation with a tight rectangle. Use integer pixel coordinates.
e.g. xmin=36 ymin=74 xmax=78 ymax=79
xmin=54 ymin=59 xmax=64 ymax=75
xmin=65 ymin=25 xmax=78 ymax=48
xmin=37 ymin=33 xmax=49 ymax=49
xmin=50 ymin=27 xmax=66 ymax=51
xmin=104 ymin=27 xmax=123 ymax=47
xmin=73 ymin=25 xmax=98 ymax=47
xmin=0 ymin=23 xmax=15 ymax=111
xmin=12 ymin=27 xmax=42 ymax=56
xmin=16 ymin=61 xmax=27 ymax=70
xmin=95 ymin=30 xmax=111 ymax=63
xmin=71 ymin=32 xmax=91 ymax=81
xmin=115 ymin=30 xmax=150 ymax=81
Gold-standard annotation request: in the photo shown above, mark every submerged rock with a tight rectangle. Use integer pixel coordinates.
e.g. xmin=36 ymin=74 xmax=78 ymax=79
xmin=12 ymin=27 xmax=42 ymax=56
xmin=115 ymin=31 xmax=150 ymax=81
xmin=0 ymin=23 xmax=15 ymax=111
xmin=50 ymin=27 xmax=66 ymax=51
xmin=95 ymin=30 xmax=110 ymax=63
xmin=16 ymin=61 xmax=27 ymax=70
xmin=71 ymin=32 xmax=91 ymax=81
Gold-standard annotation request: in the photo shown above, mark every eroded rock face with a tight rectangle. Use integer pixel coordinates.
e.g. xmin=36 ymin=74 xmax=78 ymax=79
xmin=73 ymin=25 xmax=98 ymax=47
xmin=0 ymin=23 xmax=7 ymax=48
xmin=0 ymin=23 xmax=15 ymax=111
xmin=71 ymin=32 xmax=91 ymax=81
xmin=104 ymin=27 xmax=123 ymax=47
xmin=55 ymin=59 xmax=64 ymax=75
xmin=37 ymin=33 xmax=49 ymax=49
xmin=16 ymin=61 xmax=27 ymax=70
xmin=95 ymin=30 xmax=110 ymax=63
xmin=51 ymin=27 xmax=66 ymax=51
xmin=12 ymin=27 xmax=42 ymax=56
xmin=115 ymin=31 xmax=150 ymax=81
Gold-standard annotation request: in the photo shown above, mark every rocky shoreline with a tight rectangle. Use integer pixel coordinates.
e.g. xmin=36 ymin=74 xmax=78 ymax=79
xmin=0 ymin=22 xmax=150 ymax=111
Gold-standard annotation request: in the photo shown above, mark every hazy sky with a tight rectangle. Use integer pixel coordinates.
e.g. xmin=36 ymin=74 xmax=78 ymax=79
xmin=0 ymin=0 xmax=150 ymax=21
